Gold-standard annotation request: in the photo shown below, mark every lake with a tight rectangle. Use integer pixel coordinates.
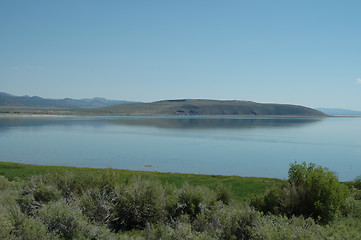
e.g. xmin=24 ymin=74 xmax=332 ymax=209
xmin=0 ymin=116 xmax=360 ymax=181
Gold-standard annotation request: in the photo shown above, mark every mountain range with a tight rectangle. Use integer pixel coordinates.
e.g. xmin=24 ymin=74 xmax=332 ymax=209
xmin=0 ymin=92 xmax=327 ymax=117
xmin=0 ymin=92 xmax=134 ymax=108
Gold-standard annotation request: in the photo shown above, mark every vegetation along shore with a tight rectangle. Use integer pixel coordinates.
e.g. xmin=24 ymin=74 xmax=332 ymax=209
xmin=0 ymin=161 xmax=360 ymax=239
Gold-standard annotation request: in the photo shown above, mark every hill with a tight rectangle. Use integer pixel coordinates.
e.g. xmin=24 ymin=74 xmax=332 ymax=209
xmin=78 ymin=99 xmax=327 ymax=117
xmin=0 ymin=96 xmax=327 ymax=117
xmin=0 ymin=92 xmax=133 ymax=108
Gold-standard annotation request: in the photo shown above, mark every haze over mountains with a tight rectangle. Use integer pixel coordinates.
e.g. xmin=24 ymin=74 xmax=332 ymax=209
xmin=0 ymin=92 xmax=134 ymax=108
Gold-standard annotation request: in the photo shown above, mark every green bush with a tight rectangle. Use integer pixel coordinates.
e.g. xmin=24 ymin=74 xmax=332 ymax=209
xmin=215 ymin=184 xmax=232 ymax=205
xmin=33 ymin=184 xmax=61 ymax=204
xmin=354 ymin=175 xmax=361 ymax=190
xmin=147 ymin=220 xmax=217 ymax=240
xmin=0 ymin=176 xmax=12 ymax=190
xmin=34 ymin=172 xmax=98 ymax=201
xmin=0 ymin=183 xmax=21 ymax=212
xmin=325 ymin=217 xmax=361 ymax=239
xmin=191 ymin=202 xmax=224 ymax=235
xmin=191 ymin=203 xmax=261 ymax=240
xmin=98 ymin=168 xmax=122 ymax=193
xmin=17 ymin=175 xmax=61 ymax=216
xmin=171 ymin=183 xmax=216 ymax=221
xmin=288 ymin=162 xmax=348 ymax=223
xmin=254 ymin=184 xmax=287 ymax=214
xmin=110 ymin=177 xmax=166 ymax=231
xmin=341 ymin=193 xmax=361 ymax=218
xmin=0 ymin=211 xmax=15 ymax=239
xmin=38 ymin=200 xmax=85 ymax=239
xmin=80 ymin=187 xmax=114 ymax=223
xmin=254 ymin=214 xmax=326 ymax=240
xmin=217 ymin=204 xmax=259 ymax=240
xmin=251 ymin=162 xmax=348 ymax=223
xmin=19 ymin=217 xmax=54 ymax=240
xmin=353 ymin=189 xmax=361 ymax=200
xmin=17 ymin=194 xmax=42 ymax=216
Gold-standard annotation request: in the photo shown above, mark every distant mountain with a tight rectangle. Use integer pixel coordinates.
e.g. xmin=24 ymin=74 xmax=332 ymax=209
xmin=85 ymin=99 xmax=327 ymax=117
xmin=0 ymin=93 xmax=327 ymax=117
xmin=316 ymin=108 xmax=361 ymax=116
xmin=0 ymin=92 xmax=134 ymax=108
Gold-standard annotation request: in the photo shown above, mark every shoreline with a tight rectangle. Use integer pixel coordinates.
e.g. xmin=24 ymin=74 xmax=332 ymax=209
xmin=0 ymin=113 xmax=333 ymax=118
xmin=0 ymin=161 xmax=280 ymax=180
xmin=0 ymin=114 xmax=77 ymax=118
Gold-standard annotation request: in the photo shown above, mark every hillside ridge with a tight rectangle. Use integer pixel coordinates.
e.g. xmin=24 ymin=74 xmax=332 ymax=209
xmin=92 ymin=99 xmax=326 ymax=117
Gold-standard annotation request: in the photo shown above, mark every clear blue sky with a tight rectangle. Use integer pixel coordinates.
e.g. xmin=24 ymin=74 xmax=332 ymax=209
xmin=1 ymin=0 xmax=361 ymax=110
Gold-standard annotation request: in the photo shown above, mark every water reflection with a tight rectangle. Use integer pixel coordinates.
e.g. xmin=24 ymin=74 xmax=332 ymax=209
xmin=0 ymin=116 xmax=323 ymax=132
xmin=104 ymin=117 xmax=322 ymax=129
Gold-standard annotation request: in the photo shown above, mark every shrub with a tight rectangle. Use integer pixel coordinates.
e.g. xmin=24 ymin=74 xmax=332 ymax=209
xmin=98 ymin=168 xmax=122 ymax=193
xmin=251 ymin=162 xmax=348 ymax=223
xmin=81 ymin=224 xmax=124 ymax=240
xmin=0 ymin=176 xmax=22 ymax=208
xmin=33 ymin=172 xmax=100 ymax=201
xmin=147 ymin=220 xmax=217 ymax=240
xmin=354 ymin=175 xmax=361 ymax=190
xmin=110 ymin=177 xmax=166 ymax=231
xmin=80 ymin=187 xmax=114 ymax=224
xmin=353 ymin=189 xmax=361 ymax=200
xmin=44 ymin=172 xmax=90 ymax=201
xmin=326 ymin=217 xmax=361 ymax=239
xmin=17 ymin=177 xmax=61 ymax=216
xmin=33 ymin=184 xmax=61 ymax=204
xmin=38 ymin=200 xmax=85 ymax=239
xmin=254 ymin=214 xmax=326 ymax=240
xmin=341 ymin=193 xmax=361 ymax=218
xmin=19 ymin=217 xmax=53 ymax=240
xmin=0 ymin=211 xmax=14 ymax=239
xmin=215 ymin=184 xmax=232 ymax=205
xmin=172 ymin=221 xmax=216 ymax=240
xmin=0 ymin=176 xmax=12 ymax=190
xmin=217 ymin=204 xmax=259 ymax=240
xmin=191 ymin=202 xmax=261 ymax=240
xmin=288 ymin=162 xmax=348 ymax=223
xmin=171 ymin=183 xmax=216 ymax=221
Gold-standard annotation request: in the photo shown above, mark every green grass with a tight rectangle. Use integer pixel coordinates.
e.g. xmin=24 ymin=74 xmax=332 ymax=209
xmin=0 ymin=162 xmax=282 ymax=201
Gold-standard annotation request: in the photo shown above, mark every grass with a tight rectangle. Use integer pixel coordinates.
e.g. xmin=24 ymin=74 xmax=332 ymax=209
xmin=0 ymin=161 xmax=282 ymax=201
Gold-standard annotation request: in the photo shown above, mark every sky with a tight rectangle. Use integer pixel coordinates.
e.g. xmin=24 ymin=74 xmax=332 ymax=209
xmin=1 ymin=0 xmax=361 ymax=110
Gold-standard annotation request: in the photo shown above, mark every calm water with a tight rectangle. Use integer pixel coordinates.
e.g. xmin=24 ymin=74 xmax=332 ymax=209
xmin=0 ymin=116 xmax=360 ymax=181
